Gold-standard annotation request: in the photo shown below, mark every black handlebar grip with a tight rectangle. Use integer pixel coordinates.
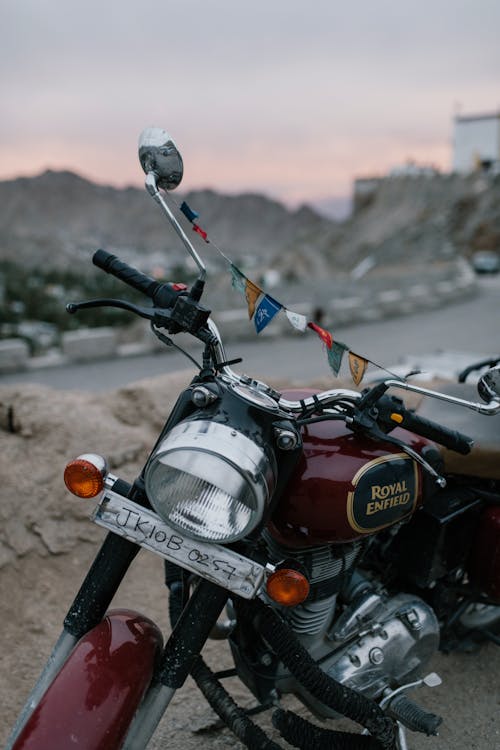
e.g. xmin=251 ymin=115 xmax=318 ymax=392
xmin=400 ymin=410 xmax=473 ymax=455
xmin=93 ymin=249 xmax=158 ymax=297
xmin=92 ymin=249 xmax=180 ymax=308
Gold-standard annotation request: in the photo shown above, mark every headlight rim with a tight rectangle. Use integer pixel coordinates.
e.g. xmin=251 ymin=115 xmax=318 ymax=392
xmin=144 ymin=419 xmax=277 ymax=544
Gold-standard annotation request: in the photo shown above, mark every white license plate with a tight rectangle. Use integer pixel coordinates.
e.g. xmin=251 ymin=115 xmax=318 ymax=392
xmin=92 ymin=490 xmax=267 ymax=599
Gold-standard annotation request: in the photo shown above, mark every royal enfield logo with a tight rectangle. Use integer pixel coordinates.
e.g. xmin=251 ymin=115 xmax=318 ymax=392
xmin=367 ymin=480 xmax=411 ymax=515
xmin=347 ymin=454 xmax=418 ymax=533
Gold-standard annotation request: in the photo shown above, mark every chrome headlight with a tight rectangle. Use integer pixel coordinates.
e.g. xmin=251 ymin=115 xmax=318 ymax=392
xmin=144 ymin=420 xmax=276 ymax=543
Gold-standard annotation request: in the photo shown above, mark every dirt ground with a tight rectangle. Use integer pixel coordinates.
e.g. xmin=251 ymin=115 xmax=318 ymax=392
xmin=1 ymin=374 xmax=499 ymax=749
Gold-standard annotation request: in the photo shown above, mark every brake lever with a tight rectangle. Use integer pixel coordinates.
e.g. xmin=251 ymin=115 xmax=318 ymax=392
xmin=67 ymin=297 xmax=216 ymax=348
xmin=67 ymin=297 xmax=184 ymax=334
xmin=348 ymin=409 xmax=447 ymax=487
xmin=66 ymin=298 xmax=156 ymax=320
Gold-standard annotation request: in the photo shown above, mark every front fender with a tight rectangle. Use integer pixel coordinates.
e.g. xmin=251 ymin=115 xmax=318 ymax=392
xmin=13 ymin=609 xmax=163 ymax=750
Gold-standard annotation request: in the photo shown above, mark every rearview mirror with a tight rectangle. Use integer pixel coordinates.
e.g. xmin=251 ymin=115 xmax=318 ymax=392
xmin=138 ymin=127 xmax=183 ymax=190
xmin=478 ymin=365 xmax=500 ymax=403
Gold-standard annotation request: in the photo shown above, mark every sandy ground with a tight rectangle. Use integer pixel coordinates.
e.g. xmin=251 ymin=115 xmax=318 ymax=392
xmin=1 ymin=374 xmax=499 ymax=749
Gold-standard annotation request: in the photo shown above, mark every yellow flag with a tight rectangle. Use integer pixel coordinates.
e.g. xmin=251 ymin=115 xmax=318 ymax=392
xmin=349 ymin=351 xmax=368 ymax=386
xmin=245 ymin=279 xmax=262 ymax=319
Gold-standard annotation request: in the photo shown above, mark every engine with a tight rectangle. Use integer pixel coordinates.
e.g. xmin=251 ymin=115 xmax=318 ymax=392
xmin=238 ymin=534 xmax=441 ymax=720
xmin=263 ymin=531 xmax=364 ymax=639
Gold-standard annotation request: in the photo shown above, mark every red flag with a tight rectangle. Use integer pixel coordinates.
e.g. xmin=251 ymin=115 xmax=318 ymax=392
xmin=307 ymin=321 xmax=333 ymax=349
xmin=192 ymin=223 xmax=208 ymax=242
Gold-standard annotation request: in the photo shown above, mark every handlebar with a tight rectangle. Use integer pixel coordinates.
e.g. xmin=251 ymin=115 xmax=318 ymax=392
xmin=93 ymin=249 xmax=184 ymax=309
xmin=91 ymin=249 xmax=211 ymax=338
xmin=84 ymin=253 xmax=500 ymax=443
xmin=384 ymin=403 xmax=473 ymax=455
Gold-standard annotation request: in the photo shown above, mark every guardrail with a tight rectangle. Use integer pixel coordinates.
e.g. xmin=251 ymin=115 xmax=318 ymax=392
xmin=0 ymin=259 xmax=477 ymax=375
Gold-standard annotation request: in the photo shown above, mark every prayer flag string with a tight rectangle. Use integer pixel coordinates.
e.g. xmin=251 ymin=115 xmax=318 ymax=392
xmin=172 ymin=197 xmax=403 ymax=385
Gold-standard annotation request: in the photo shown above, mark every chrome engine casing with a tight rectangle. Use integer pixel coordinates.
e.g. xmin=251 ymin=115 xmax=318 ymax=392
xmin=260 ymin=536 xmax=440 ymax=720
xmin=275 ymin=588 xmax=440 ymax=719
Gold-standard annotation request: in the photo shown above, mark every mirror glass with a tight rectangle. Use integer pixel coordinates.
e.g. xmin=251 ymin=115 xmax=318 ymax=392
xmin=138 ymin=127 xmax=183 ymax=190
xmin=478 ymin=365 xmax=500 ymax=403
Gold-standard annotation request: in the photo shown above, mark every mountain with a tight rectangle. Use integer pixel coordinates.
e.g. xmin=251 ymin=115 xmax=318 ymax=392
xmin=1 ymin=169 xmax=498 ymax=289
xmin=0 ymin=171 xmax=338 ymax=273
xmin=308 ymin=196 xmax=352 ymax=221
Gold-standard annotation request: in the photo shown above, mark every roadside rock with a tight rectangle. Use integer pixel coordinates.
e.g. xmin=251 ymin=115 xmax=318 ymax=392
xmin=0 ymin=373 xmax=193 ymax=568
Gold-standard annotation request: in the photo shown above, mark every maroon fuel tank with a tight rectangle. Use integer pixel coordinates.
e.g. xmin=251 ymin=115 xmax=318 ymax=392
xmin=269 ymin=389 xmax=432 ymax=548
xmin=13 ymin=609 xmax=163 ymax=750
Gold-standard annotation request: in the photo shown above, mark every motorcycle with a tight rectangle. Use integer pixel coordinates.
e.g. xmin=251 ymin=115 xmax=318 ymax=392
xmin=7 ymin=128 xmax=500 ymax=750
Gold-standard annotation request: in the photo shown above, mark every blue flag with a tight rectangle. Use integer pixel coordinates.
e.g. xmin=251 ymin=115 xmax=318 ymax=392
xmin=254 ymin=295 xmax=282 ymax=333
xmin=180 ymin=201 xmax=199 ymax=223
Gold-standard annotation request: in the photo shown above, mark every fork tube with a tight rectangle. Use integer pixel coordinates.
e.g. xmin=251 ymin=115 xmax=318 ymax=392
xmin=158 ymin=578 xmax=228 ymax=687
xmin=123 ymin=578 xmax=228 ymax=748
xmin=121 ymin=682 xmax=178 ymax=750
xmin=7 ymin=532 xmax=139 ymax=747
xmin=63 ymin=531 xmax=140 ymax=638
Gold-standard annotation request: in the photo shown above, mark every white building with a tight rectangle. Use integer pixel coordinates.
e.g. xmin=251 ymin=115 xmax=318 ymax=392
xmin=453 ymin=112 xmax=500 ymax=172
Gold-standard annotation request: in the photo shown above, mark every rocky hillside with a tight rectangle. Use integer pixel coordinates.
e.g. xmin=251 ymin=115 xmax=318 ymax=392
xmin=0 ymin=171 xmax=337 ymax=273
xmin=327 ymin=171 xmax=500 ymax=271
xmin=0 ymin=169 xmax=499 ymax=284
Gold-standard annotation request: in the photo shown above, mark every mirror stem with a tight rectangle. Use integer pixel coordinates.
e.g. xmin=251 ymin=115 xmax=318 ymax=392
xmin=145 ymin=172 xmax=206 ymax=281
xmin=382 ymin=378 xmax=500 ymax=415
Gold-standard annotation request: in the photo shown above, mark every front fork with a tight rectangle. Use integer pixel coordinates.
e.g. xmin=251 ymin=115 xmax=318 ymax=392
xmin=6 ymin=531 xmax=139 ymax=748
xmin=122 ymin=576 xmax=228 ymax=748
xmin=7 ymin=531 xmax=228 ymax=749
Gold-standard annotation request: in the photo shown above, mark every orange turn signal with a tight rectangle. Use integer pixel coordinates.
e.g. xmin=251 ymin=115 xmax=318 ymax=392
xmin=64 ymin=455 xmax=107 ymax=498
xmin=266 ymin=568 xmax=310 ymax=607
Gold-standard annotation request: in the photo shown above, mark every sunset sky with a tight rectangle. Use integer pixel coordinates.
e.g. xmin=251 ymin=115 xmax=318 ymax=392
xmin=2 ymin=1 xmax=499 ymax=208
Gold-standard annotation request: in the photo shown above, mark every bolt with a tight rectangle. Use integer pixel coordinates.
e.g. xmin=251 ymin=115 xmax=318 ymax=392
xmin=404 ymin=608 xmax=423 ymax=631
xmin=191 ymin=386 xmax=217 ymax=407
xmin=369 ymin=647 xmax=384 ymax=665
xmin=274 ymin=427 xmax=299 ymax=450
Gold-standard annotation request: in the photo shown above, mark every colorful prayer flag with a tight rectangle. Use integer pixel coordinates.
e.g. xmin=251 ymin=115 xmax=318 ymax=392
xmin=307 ymin=321 xmax=333 ymax=349
xmin=285 ymin=309 xmax=307 ymax=332
xmin=192 ymin=223 xmax=208 ymax=242
xmin=180 ymin=201 xmax=199 ymax=222
xmin=245 ymin=279 xmax=262 ymax=319
xmin=180 ymin=198 xmax=394 ymax=382
xmin=327 ymin=340 xmax=348 ymax=376
xmin=254 ymin=295 xmax=282 ymax=333
xmin=230 ymin=264 xmax=247 ymax=294
xmin=349 ymin=351 xmax=368 ymax=386
xmin=307 ymin=322 xmax=348 ymax=376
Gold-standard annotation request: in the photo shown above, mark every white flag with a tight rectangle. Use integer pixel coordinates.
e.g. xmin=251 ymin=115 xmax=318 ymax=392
xmin=285 ymin=309 xmax=307 ymax=332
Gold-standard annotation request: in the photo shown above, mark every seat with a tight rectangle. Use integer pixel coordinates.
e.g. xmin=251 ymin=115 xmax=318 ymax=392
xmin=414 ymin=382 xmax=500 ymax=480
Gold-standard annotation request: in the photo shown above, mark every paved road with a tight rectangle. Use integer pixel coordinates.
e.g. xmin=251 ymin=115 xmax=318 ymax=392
xmin=1 ymin=276 xmax=498 ymax=391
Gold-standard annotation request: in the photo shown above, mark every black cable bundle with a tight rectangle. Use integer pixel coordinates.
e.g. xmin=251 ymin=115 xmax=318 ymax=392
xmin=273 ymin=709 xmax=385 ymax=749
xmin=166 ymin=565 xmax=396 ymax=750
xmin=167 ymin=575 xmax=282 ymax=750
xmin=190 ymin=657 xmax=282 ymax=750
xmin=235 ymin=597 xmax=396 ymax=750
